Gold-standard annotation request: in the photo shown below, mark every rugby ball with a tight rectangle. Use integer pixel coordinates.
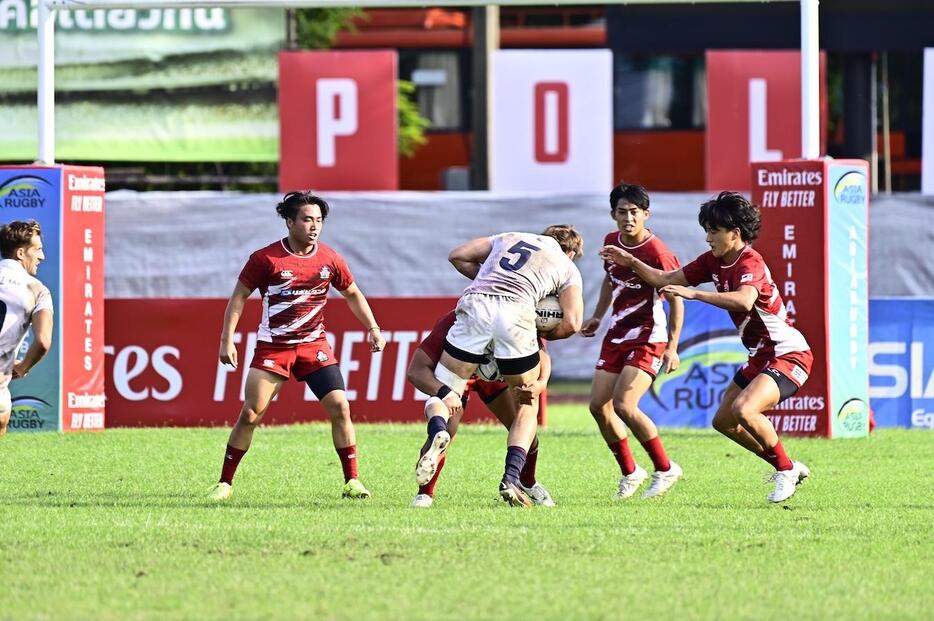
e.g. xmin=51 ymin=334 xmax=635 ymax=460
xmin=476 ymin=358 xmax=502 ymax=382
xmin=535 ymin=295 xmax=563 ymax=332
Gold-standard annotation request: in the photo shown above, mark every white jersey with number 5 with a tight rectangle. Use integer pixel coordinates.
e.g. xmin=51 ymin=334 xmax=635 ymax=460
xmin=0 ymin=259 xmax=53 ymax=390
xmin=464 ymin=232 xmax=582 ymax=304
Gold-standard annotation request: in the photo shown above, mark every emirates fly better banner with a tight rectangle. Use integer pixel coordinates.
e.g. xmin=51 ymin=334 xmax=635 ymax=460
xmin=491 ymin=50 xmax=613 ymax=192
xmin=751 ymin=159 xmax=870 ymax=438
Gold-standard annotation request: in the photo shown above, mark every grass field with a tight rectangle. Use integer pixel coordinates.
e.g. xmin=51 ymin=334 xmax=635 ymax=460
xmin=1 ymin=404 xmax=931 ymax=621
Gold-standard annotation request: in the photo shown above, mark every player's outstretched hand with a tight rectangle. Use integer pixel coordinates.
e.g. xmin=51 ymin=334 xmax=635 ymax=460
xmin=659 ymin=284 xmax=695 ymax=300
xmin=661 ymin=349 xmax=680 ymax=374
xmin=598 ymin=245 xmax=633 ymax=267
xmin=219 ymin=340 xmax=238 ymax=369
xmin=579 ymin=317 xmax=601 ymax=337
xmin=368 ymin=328 xmax=386 ymax=352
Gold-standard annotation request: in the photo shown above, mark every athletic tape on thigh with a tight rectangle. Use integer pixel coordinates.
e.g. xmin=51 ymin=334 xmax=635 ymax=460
xmin=433 ymin=363 xmax=469 ymax=396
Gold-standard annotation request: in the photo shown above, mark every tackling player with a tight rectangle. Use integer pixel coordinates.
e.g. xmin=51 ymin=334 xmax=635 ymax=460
xmin=408 ymin=310 xmax=555 ymax=508
xmin=209 ymin=192 xmax=385 ymax=501
xmin=580 ymin=183 xmax=684 ymax=499
xmin=600 ymin=191 xmax=811 ymax=503
xmin=433 ymin=225 xmax=584 ymax=507
xmin=0 ymin=220 xmax=53 ymax=437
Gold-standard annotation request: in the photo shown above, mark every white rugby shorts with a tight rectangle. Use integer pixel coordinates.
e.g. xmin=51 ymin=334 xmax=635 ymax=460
xmin=446 ymin=293 xmax=539 ymax=360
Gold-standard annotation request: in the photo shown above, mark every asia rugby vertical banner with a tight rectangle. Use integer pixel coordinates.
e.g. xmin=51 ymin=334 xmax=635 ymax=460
xmin=0 ymin=165 xmax=105 ymax=432
xmin=278 ymin=51 xmax=398 ymax=191
xmin=825 ymin=162 xmax=870 ymax=437
xmin=751 ymin=159 xmax=869 ymax=438
xmin=0 ymin=167 xmax=62 ymax=432
xmin=491 ymin=50 xmax=613 ymax=192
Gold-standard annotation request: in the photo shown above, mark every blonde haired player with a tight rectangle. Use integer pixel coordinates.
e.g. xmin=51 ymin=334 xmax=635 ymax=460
xmin=0 ymin=220 xmax=53 ymax=436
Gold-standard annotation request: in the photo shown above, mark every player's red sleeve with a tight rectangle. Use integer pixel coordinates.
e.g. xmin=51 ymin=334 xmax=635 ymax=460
xmin=237 ymin=251 xmax=268 ymax=292
xmin=658 ymin=252 xmax=681 ymax=272
xmin=681 ymin=252 xmax=714 ymax=287
xmin=331 ymin=252 xmax=355 ymax=291
xmin=734 ymin=252 xmax=768 ymax=294
xmin=655 ymin=252 xmax=682 ymax=293
xmin=417 ymin=312 xmax=456 ymax=365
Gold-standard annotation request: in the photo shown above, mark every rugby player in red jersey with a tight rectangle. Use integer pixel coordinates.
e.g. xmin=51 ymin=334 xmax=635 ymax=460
xmin=406 ymin=311 xmax=555 ymax=508
xmin=600 ymin=191 xmax=812 ymax=503
xmin=209 ymin=191 xmax=385 ymax=501
xmin=580 ymin=183 xmax=684 ymax=499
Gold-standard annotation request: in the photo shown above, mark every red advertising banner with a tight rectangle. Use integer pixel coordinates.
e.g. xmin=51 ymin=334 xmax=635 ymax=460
xmin=61 ymin=166 xmax=106 ymax=431
xmin=279 ymin=50 xmax=398 ymax=191
xmin=751 ymin=160 xmax=829 ymax=436
xmin=104 ymin=297 xmax=470 ymax=427
xmin=706 ymin=51 xmax=827 ymax=192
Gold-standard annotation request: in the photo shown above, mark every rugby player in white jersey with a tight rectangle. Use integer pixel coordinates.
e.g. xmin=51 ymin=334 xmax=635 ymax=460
xmin=427 ymin=225 xmax=584 ymax=507
xmin=0 ymin=220 xmax=53 ymax=437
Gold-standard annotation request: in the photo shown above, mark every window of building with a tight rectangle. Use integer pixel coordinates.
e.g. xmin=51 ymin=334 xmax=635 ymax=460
xmin=613 ymin=54 xmax=706 ymax=130
xmin=399 ymin=49 xmax=466 ymax=131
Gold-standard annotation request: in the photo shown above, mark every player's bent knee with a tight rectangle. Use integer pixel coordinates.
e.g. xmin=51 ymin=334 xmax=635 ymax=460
xmin=322 ymin=396 xmax=352 ymax=421
xmin=238 ymin=405 xmax=264 ymax=427
xmin=433 ymin=363 xmax=469 ymax=397
xmin=711 ymin=413 xmax=732 ymax=434
xmin=589 ymin=401 xmax=611 ymax=420
xmin=730 ymin=399 xmax=757 ymax=425
xmin=612 ymin=399 xmax=639 ymax=421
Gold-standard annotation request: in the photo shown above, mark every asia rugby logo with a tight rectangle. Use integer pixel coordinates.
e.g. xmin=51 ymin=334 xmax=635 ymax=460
xmin=836 ymin=398 xmax=868 ymax=433
xmin=647 ymin=329 xmax=747 ymax=411
xmin=9 ymin=395 xmax=51 ymax=431
xmin=0 ymin=175 xmax=52 ymax=209
xmin=832 ymin=171 xmax=866 ymax=206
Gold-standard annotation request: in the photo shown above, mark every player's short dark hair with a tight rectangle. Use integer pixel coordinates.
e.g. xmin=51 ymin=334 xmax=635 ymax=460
xmin=0 ymin=220 xmax=41 ymax=259
xmin=542 ymin=224 xmax=583 ymax=257
xmin=609 ymin=182 xmax=650 ymax=212
xmin=698 ymin=191 xmax=761 ymax=242
xmin=276 ymin=191 xmax=330 ymax=221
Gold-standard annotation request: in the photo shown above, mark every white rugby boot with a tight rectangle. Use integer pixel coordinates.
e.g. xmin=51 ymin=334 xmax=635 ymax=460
xmin=415 ymin=431 xmax=450 ymax=486
xmin=767 ymin=461 xmax=809 ymax=503
xmin=411 ymin=493 xmax=433 ymax=508
xmin=614 ymin=464 xmax=648 ymax=500
xmin=642 ymin=461 xmax=683 ymax=498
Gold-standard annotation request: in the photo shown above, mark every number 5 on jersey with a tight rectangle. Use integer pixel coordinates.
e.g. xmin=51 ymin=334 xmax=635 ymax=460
xmin=499 ymin=241 xmax=541 ymax=272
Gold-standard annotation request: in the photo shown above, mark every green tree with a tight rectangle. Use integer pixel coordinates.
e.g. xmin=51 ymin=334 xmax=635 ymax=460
xmin=294 ymin=7 xmax=363 ymax=49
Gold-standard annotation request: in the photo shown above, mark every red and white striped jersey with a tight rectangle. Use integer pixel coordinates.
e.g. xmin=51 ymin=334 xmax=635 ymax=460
xmin=682 ymin=245 xmax=809 ymax=359
xmin=238 ymin=239 xmax=353 ymax=345
xmin=602 ymin=231 xmax=680 ymax=346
